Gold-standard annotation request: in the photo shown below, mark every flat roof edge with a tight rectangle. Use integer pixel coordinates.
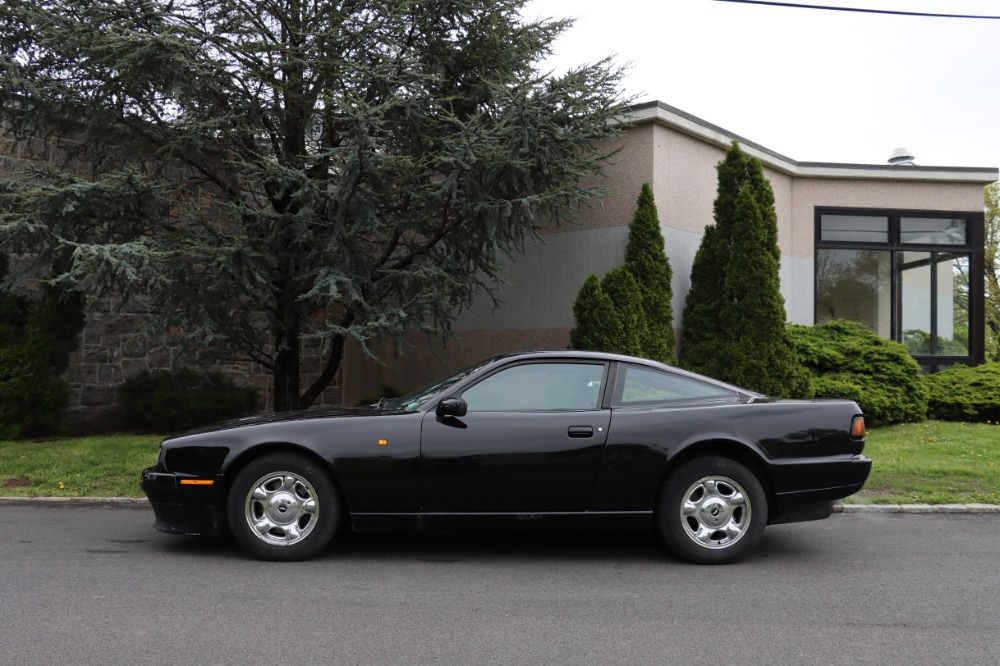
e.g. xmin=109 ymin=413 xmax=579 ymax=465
xmin=623 ymin=101 xmax=999 ymax=184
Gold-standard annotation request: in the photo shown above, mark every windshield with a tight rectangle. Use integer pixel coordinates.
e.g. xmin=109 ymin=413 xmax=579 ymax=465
xmin=381 ymin=358 xmax=493 ymax=411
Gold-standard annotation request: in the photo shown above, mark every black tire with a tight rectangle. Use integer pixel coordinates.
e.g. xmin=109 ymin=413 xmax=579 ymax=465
xmin=227 ymin=453 xmax=340 ymax=561
xmin=657 ymin=456 xmax=767 ymax=565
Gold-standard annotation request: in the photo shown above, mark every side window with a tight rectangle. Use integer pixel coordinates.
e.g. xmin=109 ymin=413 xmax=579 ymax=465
xmin=461 ymin=363 xmax=605 ymax=412
xmin=615 ymin=364 xmax=735 ymax=405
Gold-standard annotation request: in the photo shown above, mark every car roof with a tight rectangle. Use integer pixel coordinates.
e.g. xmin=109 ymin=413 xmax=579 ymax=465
xmin=478 ymin=350 xmax=758 ymax=397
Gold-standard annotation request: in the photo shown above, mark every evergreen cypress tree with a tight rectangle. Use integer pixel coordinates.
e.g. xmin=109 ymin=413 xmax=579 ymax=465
xmin=680 ymin=142 xmax=811 ymax=397
xmin=570 ymin=275 xmax=624 ymax=353
xmin=599 ymin=268 xmax=647 ymax=357
xmin=718 ymin=189 xmax=810 ymax=396
xmin=624 ymin=183 xmax=675 ymax=363
xmin=681 ymin=225 xmax=729 ymax=378
xmin=570 ymin=183 xmax=674 ymax=362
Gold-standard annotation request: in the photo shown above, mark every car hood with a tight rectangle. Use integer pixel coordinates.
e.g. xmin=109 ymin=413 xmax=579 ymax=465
xmin=164 ymin=407 xmax=409 ymax=440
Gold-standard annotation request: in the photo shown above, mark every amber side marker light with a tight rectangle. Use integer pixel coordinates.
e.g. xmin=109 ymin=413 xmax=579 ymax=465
xmin=851 ymin=416 xmax=866 ymax=439
xmin=180 ymin=479 xmax=215 ymax=486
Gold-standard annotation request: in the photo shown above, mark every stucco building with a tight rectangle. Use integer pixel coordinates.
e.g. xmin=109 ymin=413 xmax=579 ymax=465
xmin=343 ymin=101 xmax=998 ymax=405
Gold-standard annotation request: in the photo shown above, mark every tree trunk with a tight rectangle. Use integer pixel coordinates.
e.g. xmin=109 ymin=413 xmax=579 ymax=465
xmin=298 ymin=311 xmax=354 ymax=409
xmin=272 ymin=318 xmax=301 ymax=413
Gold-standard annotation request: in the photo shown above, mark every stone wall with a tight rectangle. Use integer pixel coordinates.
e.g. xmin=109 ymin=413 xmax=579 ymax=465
xmin=63 ymin=298 xmax=345 ymax=432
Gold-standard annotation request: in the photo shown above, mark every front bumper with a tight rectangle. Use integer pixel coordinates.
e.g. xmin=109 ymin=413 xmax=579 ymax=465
xmin=141 ymin=468 xmax=224 ymax=536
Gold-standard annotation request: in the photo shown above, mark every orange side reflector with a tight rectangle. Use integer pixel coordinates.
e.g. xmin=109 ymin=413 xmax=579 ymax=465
xmin=180 ymin=479 xmax=215 ymax=486
xmin=378 ymin=439 xmax=388 ymax=447
xmin=851 ymin=416 xmax=866 ymax=439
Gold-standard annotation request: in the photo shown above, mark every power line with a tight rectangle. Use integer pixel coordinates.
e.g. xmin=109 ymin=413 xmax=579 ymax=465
xmin=713 ymin=0 xmax=1000 ymax=20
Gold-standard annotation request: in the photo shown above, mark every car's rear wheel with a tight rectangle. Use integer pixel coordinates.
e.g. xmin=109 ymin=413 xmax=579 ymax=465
xmin=657 ymin=456 xmax=767 ymax=565
xmin=227 ymin=453 xmax=340 ymax=561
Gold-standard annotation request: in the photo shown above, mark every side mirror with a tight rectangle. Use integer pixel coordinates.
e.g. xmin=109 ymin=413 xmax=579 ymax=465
xmin=435 ymin=397 xmax=468 ymax=418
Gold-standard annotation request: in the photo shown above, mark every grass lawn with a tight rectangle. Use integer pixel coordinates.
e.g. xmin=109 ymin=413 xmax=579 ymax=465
xmin=0 ymin=434 xmax=160 ymax=497
xmin=850 ymin=420 xmax=1000 ymax=504
xmin=1 ymin=421 xmax=998 ymax=503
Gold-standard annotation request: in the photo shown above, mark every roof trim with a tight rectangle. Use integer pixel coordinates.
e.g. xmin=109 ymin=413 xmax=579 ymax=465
xmin=623 ymin=101 xmax=999 ymax=184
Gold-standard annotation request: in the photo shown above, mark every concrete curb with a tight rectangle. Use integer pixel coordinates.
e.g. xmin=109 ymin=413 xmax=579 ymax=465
xmin=1 ymin=497 xmax=999 ymax=514
xmin=833 ymin=501 xmax=1000 ymax=514
xmin=0 ymin=496 xmax=148 ymax=505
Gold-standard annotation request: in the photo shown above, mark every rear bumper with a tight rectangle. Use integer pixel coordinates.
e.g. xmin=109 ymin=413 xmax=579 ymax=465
xmin=141 ymin=468 xmax=224 ymax=536
xmin=769 ymin=454 xmax=872 ymax=525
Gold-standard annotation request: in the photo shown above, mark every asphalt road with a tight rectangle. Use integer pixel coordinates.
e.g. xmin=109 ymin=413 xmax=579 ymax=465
xmin=1 ymin=503 xmax=998 ymax=665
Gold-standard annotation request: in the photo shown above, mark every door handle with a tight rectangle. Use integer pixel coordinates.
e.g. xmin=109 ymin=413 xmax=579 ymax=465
xmin=568 ymin=426 xmax=594 ymax=438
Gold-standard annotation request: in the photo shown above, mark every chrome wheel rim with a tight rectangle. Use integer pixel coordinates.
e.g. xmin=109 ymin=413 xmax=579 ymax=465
xmin=244 ymin=471 xmax=319 ymax=547
xmin=679 ymin=475 xmax=751 ymax=550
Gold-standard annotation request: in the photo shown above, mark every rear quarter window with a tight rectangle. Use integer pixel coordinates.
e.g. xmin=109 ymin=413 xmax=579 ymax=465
xmin=614 ymin=364 xmax=735 ymax=406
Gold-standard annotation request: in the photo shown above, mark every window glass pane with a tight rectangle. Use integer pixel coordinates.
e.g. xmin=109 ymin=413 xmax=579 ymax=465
xmin=815 ymin=249 xmax=892 ymax=337
xmin=617 ymin=365 xmax=734 ymax=404
xmin=820 ymin=215 xmax=889 ymax=243
xmin=900 ymin=217 xmax=966 ymax=245
xmin=461 ymin=363 xmax=604 ymax=411
xmin=898 ymin=252 xmax=969 ymax=356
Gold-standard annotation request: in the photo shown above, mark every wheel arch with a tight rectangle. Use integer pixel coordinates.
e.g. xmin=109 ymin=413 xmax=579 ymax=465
xmin=217 ymin=443 xmax=350 ymax=530
xmin=656 ymin=439 xmax=775 ymax=516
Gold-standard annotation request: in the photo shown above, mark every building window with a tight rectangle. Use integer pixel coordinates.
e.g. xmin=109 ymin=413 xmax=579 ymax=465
xmin=815 ymin=209 xmax=983 ymax=371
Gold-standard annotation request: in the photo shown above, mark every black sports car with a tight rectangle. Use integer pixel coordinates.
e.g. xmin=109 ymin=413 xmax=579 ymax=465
xmin=141 ymin=350 xmax=871 ymax=564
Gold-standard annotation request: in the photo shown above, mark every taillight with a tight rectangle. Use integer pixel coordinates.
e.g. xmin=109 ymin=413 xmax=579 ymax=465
xmin=850 ymin=416 xmax=866 ymax=439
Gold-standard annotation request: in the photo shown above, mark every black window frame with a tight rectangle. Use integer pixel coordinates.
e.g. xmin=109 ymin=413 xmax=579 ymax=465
xmin=815 ymin=207 xmax=985 ymax=371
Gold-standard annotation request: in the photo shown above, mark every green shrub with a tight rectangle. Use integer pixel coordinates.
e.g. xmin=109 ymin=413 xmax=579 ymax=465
xmin=0 ymin=350 xmax=74 ymax=439
xmin=119 ymin=369 xmax=259 ymax=433
xmin=788 ymin=320 xmax=928 ymax=426
xmin=0 ymin=255 xmax=85 ymax=439
xmin=925 ymin=362 xmax=1000 ymax=422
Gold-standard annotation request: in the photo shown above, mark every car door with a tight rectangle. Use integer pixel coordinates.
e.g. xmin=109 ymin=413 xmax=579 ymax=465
xmin=419 ymin=360 xmax=611 ymax=513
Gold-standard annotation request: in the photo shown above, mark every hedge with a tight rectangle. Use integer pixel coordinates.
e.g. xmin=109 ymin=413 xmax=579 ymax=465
xmin=788 ymin=320 xmax=928 ymax=426
xmin=925 ymin=362 xmax=1000 ymax=423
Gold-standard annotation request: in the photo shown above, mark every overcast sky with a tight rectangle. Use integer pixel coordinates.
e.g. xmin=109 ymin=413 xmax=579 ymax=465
xmin=523 ymin=0 xmax=1000 ymax=171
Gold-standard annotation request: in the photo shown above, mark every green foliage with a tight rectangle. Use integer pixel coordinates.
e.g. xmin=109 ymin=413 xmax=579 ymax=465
xmin=788 ymin=320 xmax=928 ymax=426
xmin=0 ymin=255 xmax=85 ymax=439
xmin=681 ymin=142 xmax=809 ymax=397
xmin=570 ymin=184 xmax=673 ymax=361
xmin=678 ymin=224 xmax=724 ymax=373
xmin=598 ymin=267 xmax=646 ymax=357
xmin=119 ymin=369 xmax=259 ymax=433
xmin=624 ymin=183 xmax=675 ymax=363
xmin=570 ymin=275 xmax=625 ymax=353
xmin=925 ymin=362 xmax=1000 ymax=422
xmin=717 ymin=188 xmax=812 ymax=396
xmin=0 ymin=0 xmax=628 ymax=412
xmin=568 ymin=270 xmax=647 ymax=356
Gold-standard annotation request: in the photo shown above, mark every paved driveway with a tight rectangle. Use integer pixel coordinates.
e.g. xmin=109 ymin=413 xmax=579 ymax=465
xmin=1 ymin=503 xmax=998 ymax=665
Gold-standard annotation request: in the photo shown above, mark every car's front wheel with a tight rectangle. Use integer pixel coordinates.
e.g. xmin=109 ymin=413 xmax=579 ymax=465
xmin=227 ymin=453 xmax=340 ymax=561
xmin=657 ymin=456 xmax=767 ymax=565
